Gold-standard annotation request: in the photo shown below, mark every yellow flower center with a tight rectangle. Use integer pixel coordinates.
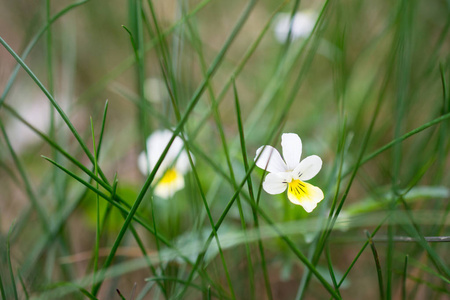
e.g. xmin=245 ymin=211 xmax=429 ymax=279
xmin=154 ymin=168 xmax=185 ymax=198
xmin=288 ymin=179 xmax=307 ymax=198
xmin=286 ymin=179 xmax=324 ymax=212
xmin=160 ymin=168 xmax=179 ymax=184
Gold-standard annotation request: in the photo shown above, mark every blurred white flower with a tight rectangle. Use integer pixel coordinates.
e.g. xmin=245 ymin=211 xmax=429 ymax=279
xmin=254 ymin=133 xmax=324 ymax=213
xmin=274 ymin=11 xmax=317 ymax=43
xmin=138 ymin=129 xmax=193 ymax=198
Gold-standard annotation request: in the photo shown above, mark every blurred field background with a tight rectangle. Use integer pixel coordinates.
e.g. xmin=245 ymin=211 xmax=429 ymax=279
xmin=0 ymin=0 xmax=449 ymax=299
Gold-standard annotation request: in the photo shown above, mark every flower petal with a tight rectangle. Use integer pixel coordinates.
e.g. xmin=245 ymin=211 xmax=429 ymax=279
xmin=137 ymin=152 xmax=150 ymax=175
xmin=281 ymin=133 xmax=302 ymax=170
xmin=175 ymin=151 xmax=193 ymax=175
xmin=273 ymin=12 xmax=317 ymax=43
xmin=287 ymin=181 xmax=324 ymax=213
xmin=255 ymin=145 xmax=287 ymax=173
xmin=262 ymin=172 xmax=289 ymax=195
xmin=146 ymin=129 xmax=184 ymax=168
xmin=293 ymin=155 xmax=322 ymax=181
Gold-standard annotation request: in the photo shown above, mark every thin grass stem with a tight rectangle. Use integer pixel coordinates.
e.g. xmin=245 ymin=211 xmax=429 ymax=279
xmin=366 ymin=230 xmax=385 ymax=300
xmin=402 ymin=255 xmax=408 ymax=300
xmin=7 ymin=225 xmax=19 ymax=300
xmin=234 ymin=81 xmax=272 ymax=300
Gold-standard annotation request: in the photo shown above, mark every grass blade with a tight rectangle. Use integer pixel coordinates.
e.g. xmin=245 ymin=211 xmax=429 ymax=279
xmin=366 ymin=230 xmax=385 ymax=300
xmin=0 ymin=120 xmax=49 ymax=232
xmin=7 ymin=224 xmax=19 ymax=300
xmin=402 ymin=255 xmax=408 ymax=300
xmin=91 ymin=0 xmax=259 ymax=295
xmin=0 ymin=0 xmax=89 ymax=107
xmin=233 ymin=80 xmax=270 ymax=299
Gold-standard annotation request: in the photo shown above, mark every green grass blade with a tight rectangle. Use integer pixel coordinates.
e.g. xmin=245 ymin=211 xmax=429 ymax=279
xmin=180 ymin=150 xmax=342 ymax=299
xmin=78 ymin=0 xmax=212 ymax=102
xmin=17 ymin=272 xmax=29 ymax=300
xmin=3 ymin=103 xmax=199 ymax=277
xmin=40 ymin=155 xmax=214 ymax=290
xmin=145 ymin=0 xmax=178 ymax=107
xmin=116 ymin=289 xmax=127 ymax=300
xmin=402 ymin=255 xmax=408 ymax=300
xmin=184 ymin=11 xmax=255 ymax=298
xmin=403 ymin=275 xmax=449 ymax=295
xmin=389 ymin=3 xmax=414 ymax=296
xmin=185 ymin=143 xmax=238 ymax=299
xmin=0 ymin=35 xmax=106 ymax=182
xmin=347 ymin=111 xmax=450 ymax=178
xmin=188 ymin=0 xmax=288 ymax=144
xmin=7 ymin=225 xmax=19 ymax=300
xmin=406 ymin=256 xmax=450 ymax=286
xmin=366 ymin=230 xmax=385 ymax=300
xmin=0 ymin=120 xmax=49 ymax=232
xmin=97 ymin=100 xmax=109 ymax=159
xmin=335 ymin=152 xmax=440 ymax=290
xmin=0 ymin=272 xmax=5 ymax=300
xmin=233 ymin=80 xmax=269 ymax=299
xmin=0 ymin=0 xmax=89 ymax=107
xmin=325 ymin=245 xmax=341 ymax=298
xmin=91 ymin=0 xmax=258 ymax=295
xmin=399 ymin=199 xmax=450 ymax=278
xmin=90 ymin=116 xmax=101 ymax=291
xmin=0 ymin=36 xmax=120 ymax=206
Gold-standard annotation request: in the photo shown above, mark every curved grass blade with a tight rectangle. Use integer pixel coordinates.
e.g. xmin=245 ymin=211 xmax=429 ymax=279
xmin=233 ymin=80 xmax=271 ymax=299
xmin=0 ymin=0 xmax=90 ymax=107
xmin=40 ymin=154 xmax=219 ymax=290
xmin=0 ymin=273 xmax=5 ymax=300
xmin=365 ymin=230 xmax=385 ymax=300
xmin=402 ymin=255 xmax=408 ymax=300
xmin=0 ymin=120 xmax=49 ymax=232
xmin=184 ymin=11 xmax=254 ymax=298
xmin=3 ymin=103 xmax=201 ymax=279
xmin=0 ymin=35 xmax=109 ymax=187
xmin=91 ymin=0 xmax=259 ymax=295
xmin=7 ymin=224 xmax=19 ymax=300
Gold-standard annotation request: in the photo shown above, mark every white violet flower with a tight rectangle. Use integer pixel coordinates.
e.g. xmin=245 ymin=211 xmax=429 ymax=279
xmin=138 ymin=129 xmax=193 ymax=199
xmin=254 ymin=133 xmax=324 ymax=213
xmin=274 ymin=11 xmax=317 ymax=43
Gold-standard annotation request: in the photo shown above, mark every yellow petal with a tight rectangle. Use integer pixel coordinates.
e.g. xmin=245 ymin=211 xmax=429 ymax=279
xmin=287 ymin=180 xmax=324 ymax=212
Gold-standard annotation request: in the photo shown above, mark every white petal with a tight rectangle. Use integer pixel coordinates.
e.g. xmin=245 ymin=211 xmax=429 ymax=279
xmin=262 ymin=173 xmax=288 ymax=195
xmin=175 ymin=151 xmax=193 ymax=175
xmin=255 ymin=145 xmax=287 ymax=173
xmin=290 ymin=12 xmax=316 ymax=39
xmin=138 ymin=150 xmax=168 ymax=179
xmin=146 ymin=129 xmax=184 ymax=168
xmin=166 ymin=135 xmax=185 ymax=163
xmin=141 ymin=129 xmax=194 ymax=178
xmin=273 ymin=12 xmax=316 ymax=43
xmin=137 ymin=152 xmax=149 ymax=175
xmin=301 ymin=201 xmax=317 ymax=213
xmin=293 ymin=155 xmax=322 ymax=181
xmin=281 ymin=133 xmax=302 ymax=170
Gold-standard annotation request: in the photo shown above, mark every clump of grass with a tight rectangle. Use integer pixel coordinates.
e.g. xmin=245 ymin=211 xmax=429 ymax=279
xmin=0 ymin=0 xmax=449 ymax=299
